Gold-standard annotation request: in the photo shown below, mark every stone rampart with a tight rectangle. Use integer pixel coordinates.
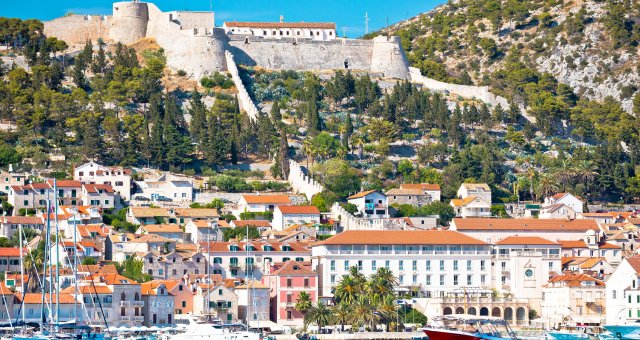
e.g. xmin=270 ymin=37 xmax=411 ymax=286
xmin=110 ymin=1 xmax=149 ymax=44
xmin=330 ymin=203 xmax=410 ymax=231
xmin=287 ymin=160 xmax=323 ymax=201
xmin=43 ymin=15 xmax=110 ymax=45
xmin=226 ymin=51 xmax=260 ymax=121
xmin=371 ymin=36 xmax=410 ymax=79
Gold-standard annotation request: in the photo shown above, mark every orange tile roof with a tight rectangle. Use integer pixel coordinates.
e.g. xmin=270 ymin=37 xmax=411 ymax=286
xmin=582 ymin=213 xmax=616 ymax=217
xmin=386 ymin=188 xmax=426 ymax=196
xmin=18 ymin=293 xmax=77 ymax=304
xmin=400 ymin=183 xmax=441 ymax=191
xmin=83 ymin=183 xmax=115 ymax=193
xmin=558 ymin=240 xmax=588 ymax=248
xmin=347 ymin=190 xmax=377 ymax=199
xmin=450 ymin=196 xmax=481 ymax=207
xmin=276 ymin=205 xmax=320 ymax=214
xmin=2 ymin=216 xmax=44 ymax=224
xmin=495 ymin=236 xmax=558 ymax=245
xmin=47 ymin=179 xmax=82 ymax=187
xmin=461 ymin=183 xmax=490 ymax=190
xmin=242 ymin=195 xmax=291 ymax=204
xmin=453 ymin=218 xmax=599 ymax=231
xmin=271 ymin=260 xmax=316 ymax=276
xmin=140 ymin=224 xmax=183 ymax=233
xmin=174 ymin=208 xmax=219 ymax=218
xmin=232 ymin=220 xmax=272 ymax=228
xmin=627 ymin=256 xmax=640 ymax=274
xmin=61 ymin=285 xmax=113 ymax=294
xmin=130 ymin=207 xmax=170 ymax=218
xmin=320 ymin=230 xmax=487 ymax=245
xmin=235 ymin=280 xmax=269 ymax=289
xmin=600 ymin=242 xmax=621 ymax=249
xmin=128 ymin=234 xmax=175 ymax=244
xmin=0 ymin=281 xmax=12 ymax=294
xmin=100 ymin=273 xmax=137 ymax=285
xmin=547 ymin=272 xmax=604 ymax=287
xmin=579 ymin=258 xmax=606 ymax=269
xmin=225 ymin=21 xmax=336 ymax=29
xmin=192 ymin=219 xmax=216 ymax=228
xmin=0 ymin=247 xmax=27 ymax=257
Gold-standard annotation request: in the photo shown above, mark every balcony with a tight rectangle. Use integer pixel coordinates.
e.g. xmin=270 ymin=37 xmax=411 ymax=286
xmin=132 ymin=301 xmax=144 ymax=307
xmin=120 ymin=316 xmax=131 ymax=321
xmin=132 ymin=316 xmax=144 ymax=322
xmin=120 ymin=301 xmax=130 ymax=307
xmin=284 ymin=301 xmax=296 ymax=308
xmin=229 ymin=262 xmax=241 ymax=269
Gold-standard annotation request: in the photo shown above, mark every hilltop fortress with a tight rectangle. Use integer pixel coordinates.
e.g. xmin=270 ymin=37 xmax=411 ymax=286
xmin=44 ymin=1 xmax=410 ymax=79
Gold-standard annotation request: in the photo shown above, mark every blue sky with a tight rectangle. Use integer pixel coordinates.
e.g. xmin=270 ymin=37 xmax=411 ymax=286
xmin=3 ymin=0 xmax=443 ymax=37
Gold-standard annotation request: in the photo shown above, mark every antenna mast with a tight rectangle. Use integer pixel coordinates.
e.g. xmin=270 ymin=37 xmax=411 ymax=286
xmin=364 ymin=12 xmax=370 ymax=34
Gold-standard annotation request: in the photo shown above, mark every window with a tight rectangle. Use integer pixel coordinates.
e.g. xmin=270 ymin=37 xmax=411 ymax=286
xmin=439 ymin=275 xmax=445 ymax=286
xmin=549 ymin=262 xmax=553 ymax=269
xmin=453 ymin=275 xmax=459 ymax=286
xmin=412 ymin=260 xmax=417 ymax=271
xmin=481 ymin=275 xmax=486 ymax=284
xmin=467 ymin=275 xmax=472 ymax=285
xmin=23 ymin=200 xmax=28 ymax=206
xmin=304 ymin=278 xmax=309 ymax=287
xmin=440 ymin=260 xmax=445 ymax=271
xmin=501 ymin=262 xmax=506 ymax=269
xmin=371 ymin=260 xmax=377 ymax=271
xmin=426 ymin=260 xmax=431 ymax=271
xmin=330 ymin=260 xmax=335 ymax=271
xmin=357 ymin=260 xmax=363 ymax=271
xmin=426 ymin=275 xmax=431 ymax=285
xmin=467 ymin=260 xmax=472 ymax=271
xmin=613 ymin=290 xmax=617 ymax=299
xmin=105 ymin=200 xmax=109 ymax=205
xmin=399 ymin=275 xmax=404 ymax=284
xmin=399 ymin=260 xmax=404 ymax=271
xmin=286 ymin=279 xmax=292 ymax=287
xmin=453 ymin=260 xmax=458 ymax=271
xmin=79 ymin=172 xmax=84 ymax=177
xmin=115 ymin=181 xmax=123 ymax=186
xmin=71 ymin=189 xmax=77 ymax=198
xmin=330 ymin=274 xmax=336 ymax=284
xmin=214 ymin=257 xmax=222 ymax=264
xmin=344 ymin=260 xmax=349 ymax=270
xmin=480 ymin=260 xmax=486 ymax=271
xmin=412 ymin=275 xmax=417 ymax=284
xmin=287 ymin=310 xmax=292 ymax=320
xmin=385 ymin=260 xmax=390 ymax=269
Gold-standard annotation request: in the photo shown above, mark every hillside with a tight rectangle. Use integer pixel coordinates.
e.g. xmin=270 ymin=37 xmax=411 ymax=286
xmin=379 ymin=0 xmax=640 ymax=113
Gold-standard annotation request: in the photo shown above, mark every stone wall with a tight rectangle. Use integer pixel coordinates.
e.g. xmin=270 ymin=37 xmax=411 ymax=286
xmin=110 ymin=1 xmax=149 ymax=44
xmin=43 ymin=15 xmax=110 ymax=45
xmin=330 ymin=203 xmax=411 ymax=231
xmin=371 ymin=36 xmax=410 ymax=79
xmin=226 ymin=51 xmax=260 ymax=121
xmin=287 ymin=160 xmax=323 ymax=201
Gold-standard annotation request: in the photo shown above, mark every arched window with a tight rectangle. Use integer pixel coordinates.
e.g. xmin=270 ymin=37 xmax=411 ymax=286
xmin=134 ymin=292 xmax=140 ymax=301
xmin=120 ymin=292 xmax=126 ymax=301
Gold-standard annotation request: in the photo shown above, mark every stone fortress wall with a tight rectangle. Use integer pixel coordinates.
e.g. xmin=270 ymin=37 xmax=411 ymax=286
xmin=43 ymin=15 xmax=110 ymax=44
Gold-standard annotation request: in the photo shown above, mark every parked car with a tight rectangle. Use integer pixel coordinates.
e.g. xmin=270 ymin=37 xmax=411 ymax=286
xmin=157 ymin=196 xmax=173 ymax=202
xmin=134 ymin=196 xmax=150 ymax=201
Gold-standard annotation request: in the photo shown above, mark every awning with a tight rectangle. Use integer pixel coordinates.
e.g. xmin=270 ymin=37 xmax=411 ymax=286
xmin=249 ymin=320 xmax=283 ymax=332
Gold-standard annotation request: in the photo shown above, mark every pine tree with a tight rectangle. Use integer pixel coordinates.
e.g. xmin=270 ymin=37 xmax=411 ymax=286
xmin=189 ymin=90 xmax=207 ymax=144
xmin=91 ymin=42 xmax=107 ymax=74
xmin=270 ymin=100 xmax=282 ymax=122
xmin=205 ymin=114 xmax=228 ymax=167
xmin=149 ymin=113 xmax=165 ymax=167
xmin=277 ymin=128 xmax=290 ymax=179
xmin=257 ymin=112 xmax=277 ymax=159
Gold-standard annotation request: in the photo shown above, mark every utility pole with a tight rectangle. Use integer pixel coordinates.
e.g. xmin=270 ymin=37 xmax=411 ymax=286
xmin=364 ymin=12 xmax=370 ymax=35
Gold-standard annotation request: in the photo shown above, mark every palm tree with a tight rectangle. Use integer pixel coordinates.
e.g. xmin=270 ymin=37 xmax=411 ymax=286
xmin=330 ymin=301 xmax=351 ymax=332
xmin=576 ymin=160 xmax=598 ymax=194
xmin=536 ymin=174 xmax=560 ymax=199
xmin=295 ymin=291 xmax=312 ymax=330
xmin=526 ymin=167 xmax=538 ymax=201
xmin=304 ymin=302 xmax=332 ymax=333
xmin=334 ymin=274 xmax=359 ymax=304
xmin=554 ymin=160 xmax=575 ymax=192
xmin=349 ymin=295 xmax=381 ymax=331
xmin=369 ymin=268 xmax=398 ymax=295
xmin=377 ymin=294 xmax=399 ymax=332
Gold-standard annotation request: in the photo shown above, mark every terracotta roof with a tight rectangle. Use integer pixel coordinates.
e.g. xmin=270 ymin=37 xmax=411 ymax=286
xmin=600 ymin=242 xmax=621 ymax=249
xmin=174 ymin=208 xmax=219 ymax=218
xmin=130 ymin=207 xmax=170 ymax=218
xmin=276 ymin=205 xmax=320 ymax=214
xmin=77 ymin=264 xmax=118 ymax=274
xmin=176 ymin=243 xmax=198 ymax=252
xmin=627 ymin=256 xmax=640 ymax=274
xmin=452 ymin=218 xmax=599 ymax=231
xmin=579 ymin=258 xmax=605 ymax=269
xmin=558 ymin=240 xmax=588 ymax=248
xmin=100 ymin=273 xmax=137 ymax=285
xmin=192 ymin=219 xmax=216 ymax=228
xmin=18 ymin=293 xmax=77 ymax=304
xmin=61 ymin=285 xmax=113 ymax=294
xmin=347 ymin=190 xmax=377 ymax=199
xmin=547 ymin=273 xmax=604 ymax=287
xmin=141 ymin=281 xmax=170 ymax=295
xmin=128 ymin=234 xmax=175 ymax=244
xmin=581 ymin=213 xmax=616 ymax=218
xmin=2 ymin=216 xmax=44 ymax=224
xmin=232 ymin=220 xmax=272 ymax=228
xmin=218 ymin=220 xmax=231 ymax=228
xmin=0 ymin=247 xmax=27 ymax=257
xmin=495 ymin=236 xmax=558 ymax=246
xmin=235 ymin=280 xmax=269 ymax=289
xmin=550 ymin=193 xmax=569 ymax=200
xmin=400 ymin=183 xmax=441 ymax=191
xmin=140 ymin=224 xmax=182 ymax=233
xmin=0 ymin=281 xmax=13 ymax=294
xmin=151 ymin=279 xmax=183 ymax=292
xmin=450 ymin=196 xmax=482 ymax=207
xmin=386 ymin=188 xmax=426 ymax=196
xmin=83 ymin=183 xmax=115 ymax=193
xmin=461 ymin=183 xmax=490 ymax=190
xmin=242 ymin=195 xmax=291 ymax=205
xmin=271 ymin=260 xmax=316 ymax=276
xmin=320 ymin=230 xmax=487 ymax=245
xmin=79 ymin=241 xmax=99 ymax=250
xmin=225 ymin=21 xmax=336 ymax=29
xmin=47 ymin=179 xmax=82 ymax=187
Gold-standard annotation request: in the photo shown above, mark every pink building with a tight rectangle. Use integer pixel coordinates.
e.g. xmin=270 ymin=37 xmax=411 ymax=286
xmin=263 ymin=260 xmax=317 ymax=327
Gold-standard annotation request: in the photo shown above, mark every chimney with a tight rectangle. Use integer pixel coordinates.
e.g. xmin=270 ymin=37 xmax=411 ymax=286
xmin=280 ymin=15 xmax=284 ymax=23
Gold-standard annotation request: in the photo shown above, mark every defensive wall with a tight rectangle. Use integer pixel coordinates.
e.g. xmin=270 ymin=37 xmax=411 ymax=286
xmin=287 ymin=160 xmax=323 ymax=201
xmin=43 ymin=15 xmax=110 ymax=44
xmin=225 ymin=51 xmax=260 ymax=121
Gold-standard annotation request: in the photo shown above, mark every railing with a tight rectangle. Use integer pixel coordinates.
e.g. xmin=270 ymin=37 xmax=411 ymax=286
xmin=284 ymin=301 xmax=296 ymax=307
xmin=132 ymin=316 xmax=144 ymax=322
xmin=132 ymin=301 xmax=144 ymax=307
xmin=120 ymin=316 xmax=131 ymax=321
xmin=120 ymin=301 xmax=130 ymax=307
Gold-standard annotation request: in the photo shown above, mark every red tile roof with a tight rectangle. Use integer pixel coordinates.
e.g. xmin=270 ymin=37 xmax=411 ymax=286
xmin=276 ymin=205 xmax=320 ymax=214
xmin=627 ymin=256 xmax=640 ymax=274
xmin=495 ymin=236 xmax=558 ymax=246
xmin=232 ymin=220 xmax=272 ymax=228
xmin=139 ymin=224 xmax=183 ymax=233
xmin=47 ymin=179 xmax=82 ymax=187
xmin=2 ymin=216 xmax=44 ymax=224
xmin=242 ymin=195 xmax=291 ymax=205
xmin=347 ymin=190 xmax=377 ymax=199
xmin=83 ymin=183 xmax=115 ymax=193
xmin=400 ymin=183 xmax=441 ymax=191
xmin=452 ymin=218 xmax=599 ymax=231
xmin=225 ymin=21 xmax=336 ymax=29
xmin=547 ymin=273 xmax=604 ymax=287
xmin=17 ymin=293 xmax=77 ymax=304
xmin=0 ymin=248 xmax=26 ymax=257
xmin=320 ymin=230 xmax=487 ymax=245
xmin=271 ymin=260 xmax=316 ymax=276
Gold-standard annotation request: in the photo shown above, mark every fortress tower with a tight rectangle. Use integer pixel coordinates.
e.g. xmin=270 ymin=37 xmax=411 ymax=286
xmin=110 ymin=1 xmax=149 ymax=44
xmin=371 ymin=36 xmax=410 ymax=79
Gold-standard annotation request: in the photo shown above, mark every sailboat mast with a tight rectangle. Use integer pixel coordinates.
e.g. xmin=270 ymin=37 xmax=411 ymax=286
xmin=18 ymin=216 xmax=24 ymax=324
xmin=53 ymin=179 xmax=60 ymax=326
xmin=246 ymin=223 xmax=250 ymax=327
xmin=72 ymin=208 xmax=78 ymax=324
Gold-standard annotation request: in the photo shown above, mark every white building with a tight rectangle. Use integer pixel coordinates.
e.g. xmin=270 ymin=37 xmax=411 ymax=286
xmin=605 ymin=256 xmax=640 ymax=325
xmin=346 ymin=190 xmax=389 ymax=219
xmin=541 ymin=273 xmax=606 ymax=328
xmin=236 ymin=195 xmax=291 ymax=215
xmin=450 ymin=218 xmax=601 ymax=244
xmin=185 ymin=219 xmax=221 ymax=244
xmin=311 ymin=230 xmax=492 ymax=298
xmin=451 ymin=183 xmax=492 ymax=217
xmin=544 ymin=193 xmax=584 ymax=214
xmin=134 ymin=174 xmax=193 ymax=202
xmin=223 ymin=21 xmax=336 ymax=41
xmin=272 ymin=205 xmax=320 ymax=231
xmin=559 ymin=230 xmax=622 ymax=265
xmin=81 ymin=183 xmax=118 ymax=209
xmin=235 ymin=281 xmax=271 ymax=327
xmin=0 ymin=169 xmax=28 ymax=195
xmin=539 ymin=204 xmax=577 ymax=220
xmin=74 ymin=161 xmax=133 ymax=201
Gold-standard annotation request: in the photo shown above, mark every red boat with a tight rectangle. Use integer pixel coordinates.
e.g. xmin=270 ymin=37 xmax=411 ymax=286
xmin=420 ymin=315 xmax=518 ymax=340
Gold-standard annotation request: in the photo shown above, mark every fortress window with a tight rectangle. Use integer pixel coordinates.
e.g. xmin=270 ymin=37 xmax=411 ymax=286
xmin=297 ymin=31 xmax=300 ymax=36
xmin=329 ymin=31 xmax=333 ymax=36
xmin=280 ymin=31 xmax=283 ymax=36
xmin=272 ymin=30 xmax=276 ymax=35
xmin=286 ymin=31 xmax=290 ymax=35
xmin=263 ymin=30 xmax=267 ymax=35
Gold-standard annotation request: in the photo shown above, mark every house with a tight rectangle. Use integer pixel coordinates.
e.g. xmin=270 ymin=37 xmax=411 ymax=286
xmin=0 ymin=247 xmax=27 ymax=273
xmin=544 ymin=193 xmax=584 ymax=214
xmin=81 ymin=183 xmax=117 ymax=210
xmin=185 ymin=219 xmax=222 ymax=244
xmin=450 ymin=196 xmax=492 ymax=218
xmin=606 ymin=256 xmax=640 ymax=324
xmin=0 ymin=169 xmax=28 ymax=195
xmin=153 ymin=279 xmax=195 ymax=315
xmin=127 ymin=207 xmax=171 ymax=225
xmin=235 ymin=280 xmax=271 ymax=327
xmin=49 ymin=241 xmax=102 ymax=267
xmin=236 ymin=195 xmax=291 ymax=215
xmin=347 ymin=190 xmax=389 ymax=218
xmin=193 ymin=283 xmax=239 ymax=322
xmin=74 ymin=161 xmax=133 ymax=201
xmin=457 ymin=183 xmax=492 ymax=203
xmin=559 ymin=231 xmax=622 ymax=265
xmin=9 ymin=183 xmax=53 ymax=212
xmin=134 ymin=174 xmax=193 ymax=202
xmin=387 ymin=183 xmax=441 ymax=206
xmin=538 ymin=203 xmax=577 ymax=220
xmin=262 ymin=260 xmax=317 ymax=327
xmin=136 ymin=224 xmax=184 ymax=242
xmin=140 ymin=281 xmax=175 ymax=326
xmin=0 ymin=216 xmax=44 ymax=238
xmin=17 ymin=293 xmax=77 ymax=323
xmin=562 ymin=257 xmax=614 ymax=277
xmin=201 ymin=241 xmax=311 ymax=280
xmin=47 ymin=180 xmax=83 ymax=207
xmin=99 ymin=273 xmax=145 ymax=326
xmin=108 ymin=233 xmax=177 ymax=262
xmin=272 ymin=205 xmax=320 ymax=231
xmin=173 ymin=208 xmax=219 ymax=225
xmin=142 ymin=250 xmax=206 ymax=279
xmin=449 ymin=218 xmax=601 ymax=244
xmin=223 ymin=21 xmax=337 ymax=41
xmin=541 ymin=273 xmax=605 ymax=328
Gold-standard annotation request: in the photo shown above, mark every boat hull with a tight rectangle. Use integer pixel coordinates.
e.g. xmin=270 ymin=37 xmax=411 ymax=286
xmin=603 ymin=325 xmax=640 ymax=339
xmin=422 ymin=328 xmax=482 ymax=340
xmin=548 ymin=331 xmax=592 ymax=340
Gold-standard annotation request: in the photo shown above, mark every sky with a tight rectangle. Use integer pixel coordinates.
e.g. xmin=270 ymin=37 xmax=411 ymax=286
xmin=2 ymin=0 xmax=443 ymax=37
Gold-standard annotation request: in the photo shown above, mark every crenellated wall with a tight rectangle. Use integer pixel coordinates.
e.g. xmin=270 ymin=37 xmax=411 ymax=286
xmin=287 ymin=160 xmax=323 ymax=201
xmin=226 ymin=51 xmax=259 ymax=121
xmin=43 ymin=15 xmax=110 ymax=44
